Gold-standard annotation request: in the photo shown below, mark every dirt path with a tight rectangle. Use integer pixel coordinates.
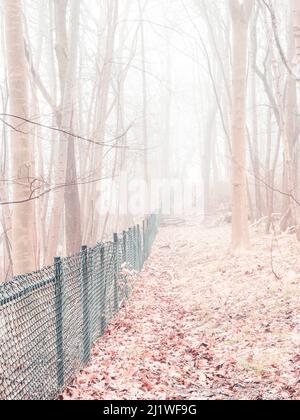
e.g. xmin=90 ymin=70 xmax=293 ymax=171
xmin=62 ymin=223 xmax=300 ymax=400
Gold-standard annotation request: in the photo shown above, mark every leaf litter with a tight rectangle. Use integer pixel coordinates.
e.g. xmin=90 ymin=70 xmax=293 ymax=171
xmin=61 ymin=223 xmax=300 ymax=400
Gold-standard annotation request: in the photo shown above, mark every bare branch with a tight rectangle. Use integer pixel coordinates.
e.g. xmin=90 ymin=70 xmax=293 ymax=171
xmin=0 ymin=114 xmax=133 ymax=149
xmin=261 ymin=0 xmax=300 ymax=81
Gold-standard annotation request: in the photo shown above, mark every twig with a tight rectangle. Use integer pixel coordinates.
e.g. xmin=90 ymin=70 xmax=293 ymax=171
xmin=0 ymin=114 xmax=133 ymax=149
xmin=249 ymin=216 xmax=268 ymax=229
xmin=260 ymin=0 xmax=300 ymax=82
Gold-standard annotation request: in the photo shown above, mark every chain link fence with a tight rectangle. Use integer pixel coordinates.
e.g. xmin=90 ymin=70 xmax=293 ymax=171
xmin=0 ymin=214 xmax=159 ymax=400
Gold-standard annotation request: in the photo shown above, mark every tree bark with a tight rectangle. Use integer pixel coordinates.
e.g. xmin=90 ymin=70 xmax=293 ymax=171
xmin=229 ymin=0 xmax=253 ymax=251
xmin=292 ymin=0 xmax=300 ymax=74
xmin=87 ymin=0 xmax=118 ymax=244
xmin=4 ymin=0 xmax=36 ymax=276
xmin=251 ymin=20 xmax=263 ymax=219
xmin=45 ymin=0 xmax=82 ymax=262
xmin=139 ymin=0 xmax=150 ymax=214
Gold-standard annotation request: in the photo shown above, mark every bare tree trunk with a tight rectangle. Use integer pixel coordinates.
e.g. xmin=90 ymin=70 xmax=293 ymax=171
xmin=292 ymin=0 xmax=300 ymax=74
xmin=251 ymin=20 xmax=263 ymax=219
xmin=271 ymin=5 xmax=300 ymax=239
xmin=162 ymin=41 xmax=172 ymax=180
xmin=46 ymin=0 xmax=81 ymax=262
xmin=247 ymin=178 xmax=254 ymax=224
xmin=202 ymin=104 xmax=217 ymax=221
xmin=24 ymin=0 xmax=46 ymax=268
xmin=139 ymin=0 xmax=150 ymax=213
xmin=88 ymin=0 xmax=118 ymax=244
xmin=0 ymin=88 xmax=12 ymax=281
xmin=64 ymin=0 xmax=82 ymax=255
xmin=265 ymin=109 xmax=273 ymax=233
xmin=229 ymin=0 xmax=253 ymax=251
xmin=65 ymin=136 xmax=82 ymax=254
xmin=4 ymin=0 xmax=36 ymax=276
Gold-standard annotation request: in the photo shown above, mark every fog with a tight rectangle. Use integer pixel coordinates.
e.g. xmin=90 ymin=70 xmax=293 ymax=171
xmin=0 ymin=0 xmax=299 ymax=274
xmin=3 ymin=0 xmax=300 ymax=402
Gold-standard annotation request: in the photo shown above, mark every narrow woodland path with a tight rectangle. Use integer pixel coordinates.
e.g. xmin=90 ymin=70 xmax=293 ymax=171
xmin=62 ymin=221 xmax=300 ymax=400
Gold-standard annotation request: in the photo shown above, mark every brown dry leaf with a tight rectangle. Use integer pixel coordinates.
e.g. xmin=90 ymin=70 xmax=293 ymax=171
xmin=60 ymin=223 xmax=300 ymax=400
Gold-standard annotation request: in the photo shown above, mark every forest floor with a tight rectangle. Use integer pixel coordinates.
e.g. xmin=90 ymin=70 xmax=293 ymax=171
xmin=62 ymin=220 xmax=300 ymax=400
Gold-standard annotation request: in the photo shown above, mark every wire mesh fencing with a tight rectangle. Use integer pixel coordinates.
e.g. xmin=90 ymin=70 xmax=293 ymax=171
xmin=0 ymin=214 xmax=160 ymax=400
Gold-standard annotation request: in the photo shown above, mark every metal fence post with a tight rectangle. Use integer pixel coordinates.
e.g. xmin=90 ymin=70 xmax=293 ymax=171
xmin=151 ymin=215 xmax=154 ymax=246
xmin=89 ymin=247 xmax=95 ymax=338
xmin=142 ymin=220 xmax=146 ymax=264
xmin=113 ymin=234 xmax=119 ymax=312
xmin=122 ymin=230 xmax=127 ymax=264
xmin=0 ymin=214 xmax=160 ymax=400
xmin=100 ymin=246 xmax=106 ymax=335
xmin=151 ymin=215 xmax=154 ymax=247
xmin=136 ymin=224 xmax=142 ymax=271
xmin=133 ymin=225 xmax=138 ymax=270
xmin=81 ymin=245 xmax=90 ymax=364
xmin=54 ymin=256 xmax=64 ymax=389
xmin=128 ymin=227 xmax=133 ymax=268
xmin=145 ymin=218 xmax=149 ymax=260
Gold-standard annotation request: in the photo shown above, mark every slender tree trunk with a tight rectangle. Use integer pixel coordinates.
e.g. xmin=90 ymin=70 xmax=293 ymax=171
xmin=229 ymin=0 xmax=253 ymax=251
xmin=292 ymin=0 xmax=300 ymax=74
xmin=139 ymin=0 xmax=150 ymax=213
xmin=46 ymin=0 xmax=81 ymax=262
xmin=65 ymin=136 xmax=82 ymax=254
xmin=265 ymin=108 xmax=272 ymax=232
xmin=251 ymin=22 xmax=263 ymax=219
xmin=64 ymin=0 xmax=82 ymax=255
xmin=202 ymin=105 xmax=217 ymax=220
xmin=162 ymin=41 xmax=172 ymax=180
xmin=0 ymin=92 xmax=12 ymax=281
xmin=88 ymin=0 xmax=118 ymax=244
xmin=271 ymin=5 xmax=300 ymax=240
xmin=4 ymin=0 xmax=36 ymax=276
